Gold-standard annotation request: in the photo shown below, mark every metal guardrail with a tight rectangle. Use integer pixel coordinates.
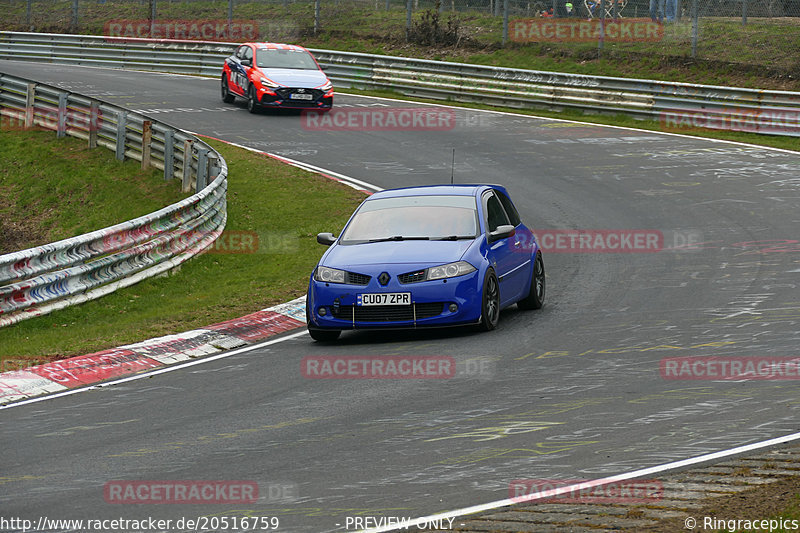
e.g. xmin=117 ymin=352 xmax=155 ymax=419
xmin=1 ymin=31 xmax=799 ymax=136
xmin=0 ymin=71 xmax=227 ymax=327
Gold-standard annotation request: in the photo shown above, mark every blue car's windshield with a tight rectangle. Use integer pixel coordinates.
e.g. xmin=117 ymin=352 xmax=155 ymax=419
xmin=340 ymin=195 xmax=479 ymax=244
xmin=256 ymin=48 xmax=319 ymax=70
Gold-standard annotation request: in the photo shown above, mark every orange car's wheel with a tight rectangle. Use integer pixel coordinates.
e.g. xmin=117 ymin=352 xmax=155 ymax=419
xmin=221 ymin=74 xmax=235 ymax=104
xmin=247 ymin=84 xmax=260 ymax=114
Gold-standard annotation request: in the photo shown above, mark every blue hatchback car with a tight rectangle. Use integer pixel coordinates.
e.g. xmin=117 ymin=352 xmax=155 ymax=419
xmin=306 ymin=185 xmax=545 ymax=341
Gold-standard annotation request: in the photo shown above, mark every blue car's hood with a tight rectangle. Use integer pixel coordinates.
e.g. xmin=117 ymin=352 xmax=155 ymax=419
xmin=323 ymin=240 xmax=473 ymax=268
xmin=259 ymin=68 xmax=327 ymax=88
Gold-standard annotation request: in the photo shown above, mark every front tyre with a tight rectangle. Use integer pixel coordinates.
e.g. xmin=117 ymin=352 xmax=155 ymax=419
xmin=221 ymin=74 xmax=235 ymax=104
xmin=247 ymin=84 xmax=260 ymax=114
xmin=518 ymin=251 xmax=545 ymax=310
xmin=477 ymin=269 xmax=500 ymax=331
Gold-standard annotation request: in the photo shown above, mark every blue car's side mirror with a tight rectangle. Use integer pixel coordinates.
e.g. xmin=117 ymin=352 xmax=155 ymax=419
xmin=489 ymin=225 xmax=515 ymax=243
xmin=317 ymin=232 xmax=336 ymax=246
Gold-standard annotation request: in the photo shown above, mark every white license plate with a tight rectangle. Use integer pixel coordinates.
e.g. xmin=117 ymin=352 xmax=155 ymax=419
xmin=290 ymin=93 xmax=314 ymax=100
xmin=358 ymin=293 xmax=411 ymax=306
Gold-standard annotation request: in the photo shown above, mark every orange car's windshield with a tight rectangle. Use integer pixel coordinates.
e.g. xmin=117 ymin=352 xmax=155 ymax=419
xmin=256 ymin=48 xmax=319 ymax=70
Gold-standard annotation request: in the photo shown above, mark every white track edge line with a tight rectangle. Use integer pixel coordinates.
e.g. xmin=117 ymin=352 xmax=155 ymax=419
xmin=183 ymin=130 xmax=384 ymax=192
xmin=361 ymin=430 xmax=800 ymax=532
xmin=269 ymin=153 xmax=384 ymax=192
xmin=0 ymin=330 xmax=307 ymax=410
xmin=9 ymin=60 xmax=799 ymax=156
xmin=339 ymin=92 xmax=800 ymax=155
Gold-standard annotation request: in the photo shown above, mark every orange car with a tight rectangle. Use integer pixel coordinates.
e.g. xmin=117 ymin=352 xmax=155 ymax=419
xmin=221 ymin=42 xmax=333 ymax=113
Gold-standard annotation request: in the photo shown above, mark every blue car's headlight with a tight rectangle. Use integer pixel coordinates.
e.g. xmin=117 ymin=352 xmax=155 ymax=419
xmin=314 ymin=266 xmax=346 ymax=283
xmin=427 ymin=261 xmax=476 ymax=281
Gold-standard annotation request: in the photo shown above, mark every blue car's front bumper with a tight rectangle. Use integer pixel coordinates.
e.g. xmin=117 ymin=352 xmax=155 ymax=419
xmin=307 ymin=267 xmax=483 ymax=330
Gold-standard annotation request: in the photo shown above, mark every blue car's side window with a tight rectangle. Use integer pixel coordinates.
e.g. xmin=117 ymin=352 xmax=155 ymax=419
xmin=495 ymin=190 xmax=521 ymax=227
xmin=485 ymin=193 xmax=510 ymax=233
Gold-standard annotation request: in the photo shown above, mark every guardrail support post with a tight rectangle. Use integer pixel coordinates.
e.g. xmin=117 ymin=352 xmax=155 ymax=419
xmin=196 ymin=149 xmax=209 ymax=191
xmin=57 ymin=93 xmax=68 ymax=138
xmin=88 ymin=102 xmax=99 ymax=148
xmin=25 ymin=83 xmax=35 ymax=129
xmin=208 ymin=153 xmax=219 ymax=182
xmin=182 ymin=139 xmax=194 ymax=193
xmin=163 ymin=129 xmax=174 ymax=181
xmin=141 ymin=120 xmax=152 ymax=170
xmin=116 ymin=111 xmax=127 ymax=161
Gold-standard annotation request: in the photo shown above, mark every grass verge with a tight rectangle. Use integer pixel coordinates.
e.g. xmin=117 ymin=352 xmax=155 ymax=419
xmin=0 ymin=131 xmax=364 ymax=363
xmin=0 ymin=125 xmax=185 ymax=253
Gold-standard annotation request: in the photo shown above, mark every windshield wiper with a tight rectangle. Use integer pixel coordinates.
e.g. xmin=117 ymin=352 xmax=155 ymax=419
xmin=367 ymin=236 xmax=430 ymax=243
xmin=435 ymin=235 xmax=475 ymax=241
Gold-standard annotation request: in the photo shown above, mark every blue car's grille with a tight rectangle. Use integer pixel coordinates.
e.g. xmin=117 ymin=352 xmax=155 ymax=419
xmin=398 ymin=270 xmax=426 ymax=284
xmin=346 ymin=272 xmax=371 ymax=285
xmin=331 ymin=303 xmax=444 ymax=322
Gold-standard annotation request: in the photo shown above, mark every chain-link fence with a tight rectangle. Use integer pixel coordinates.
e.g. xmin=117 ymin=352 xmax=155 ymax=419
xmin=1 ymin=0 xmax=798 ymax=71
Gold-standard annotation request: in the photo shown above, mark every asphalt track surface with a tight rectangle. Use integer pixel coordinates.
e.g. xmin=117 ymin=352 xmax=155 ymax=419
xmin=1 ymin=61 xmax=799 ymax=532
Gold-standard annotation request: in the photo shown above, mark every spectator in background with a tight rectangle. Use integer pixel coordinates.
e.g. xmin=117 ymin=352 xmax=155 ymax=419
xmin=650 ymin=0 xmax=665 ymax=22
xmin=664 ymin=0 xmax=678 ymax=20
